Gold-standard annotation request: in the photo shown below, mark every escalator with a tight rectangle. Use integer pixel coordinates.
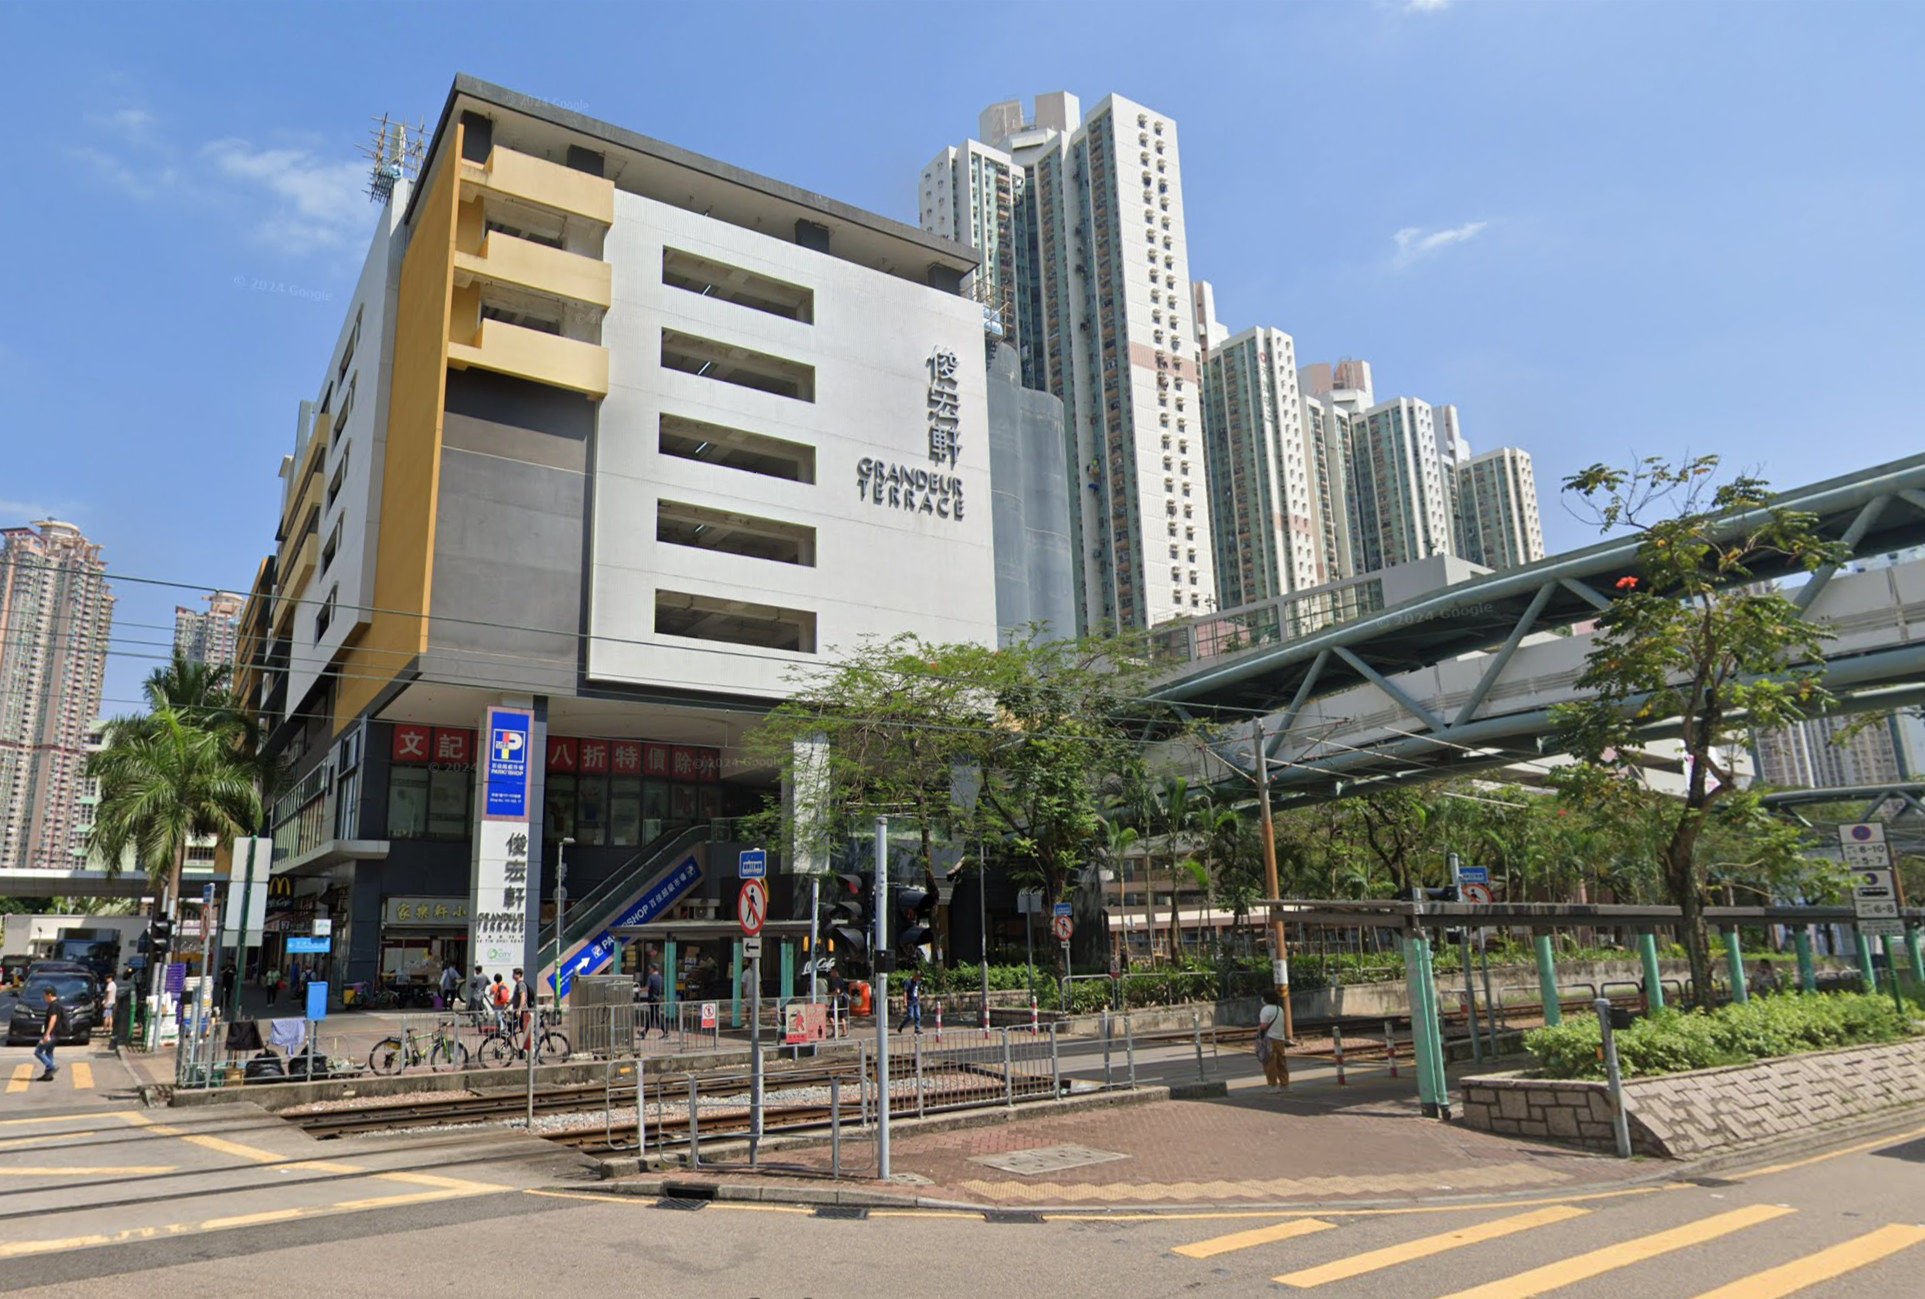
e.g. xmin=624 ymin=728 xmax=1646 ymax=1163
xmin=538 ymin=823 xmax=716 ymax=994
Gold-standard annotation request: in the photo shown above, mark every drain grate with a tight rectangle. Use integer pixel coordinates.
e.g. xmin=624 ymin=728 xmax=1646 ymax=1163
xmin=1689 ymin=1177 xmax=1739 ymax=1188
xmin=970 ymin=1144 xmax=1130 ymax=1176
xmin=983 ymin=1209 xmax=1047 ymax=1225
xmin=654 ymin=1197 xmax=713 ymax=1211
xmin=814 ymin=1205 xmax=870 ymax=1220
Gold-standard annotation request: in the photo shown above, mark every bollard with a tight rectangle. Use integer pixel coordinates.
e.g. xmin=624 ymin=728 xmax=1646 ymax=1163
xmin=1102 ymin=1008 xmax=1114 ymax=1089
xmin=1030 ymin=995 xmax=1039 ymax=1036
xmin=1192 ymin=1008 xmax=1207 ymax=1082
xmin=914 ymin=1034 xmax=926 ymax=1119
xmin=1332 ymin=1024 xmax=1347 ymax=1085
xmin=687 ymin=1073 xmax=701 ymax=1169
xmin=935 ymin=1001 xmax=943 ymax=1043
xmin=830 ymin=1075 xmax=842 ymax=1180
xmin=1384 ymin=1019 xmax=1397 ymax=1079
xmin=1594 ymin=998 xmax=1632 ymax=1158
xmin=1002 ymin=1028 xmax=1014 ymax=1108
xmin=636 ymin=1065 xmax=647 ymax=1165
xmin=981 ymin=998 xmax=990 ymax=1039
xmin=1050 ymin=1022 xmax=1062 ymax=1096
xmin=1124 ymin=1011 xmax=1137 ymax=1089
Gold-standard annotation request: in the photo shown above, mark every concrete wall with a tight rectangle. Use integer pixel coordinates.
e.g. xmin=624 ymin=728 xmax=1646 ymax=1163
xmin=589 ymin=186 xmax=998 ymax=698
xmin=1462 ymin=1037 xmax=1925 ymax=1157
xmin=987 ymin=342 xmax=1074 ymax=641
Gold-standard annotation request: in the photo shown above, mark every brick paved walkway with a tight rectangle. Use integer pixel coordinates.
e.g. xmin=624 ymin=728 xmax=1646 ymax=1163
xmin=777 ymin=1075 xmax=1639 ymax=1206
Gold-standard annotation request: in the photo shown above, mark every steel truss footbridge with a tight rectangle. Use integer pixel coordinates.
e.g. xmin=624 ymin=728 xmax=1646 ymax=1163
xmin=1150 ymin=452 xmax=1925 ymax=808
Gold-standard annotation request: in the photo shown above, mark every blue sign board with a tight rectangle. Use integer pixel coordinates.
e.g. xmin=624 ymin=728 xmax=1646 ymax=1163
xmin=1053 ymin=902 xmax=1072 ymax=920
xmin=1455 ymin=865 xmax=1490 ymax=885
xmin=551 ymin=854 xmax=704 ymax=995
xmin=738 ymin=848 xmax=767 ymax=880
xmin=484 ymin=707 xmax=532 ymax=819
xmin=164 ymin=962 xmax=186 ymax=995
xmin=286 ymin=935 xmax=332 ymax=955
xmin=305 ymin=980 xmax=329 ymax=1021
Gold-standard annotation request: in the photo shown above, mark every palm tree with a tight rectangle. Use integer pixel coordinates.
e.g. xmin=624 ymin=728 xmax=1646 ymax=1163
xmin=1147 ymin=777 xmax=1197 ymax=962
xmin=89 ymin=705 xmax=262 ymax=918
xmin=1098 ymin=815 xmax=1140 ymax=963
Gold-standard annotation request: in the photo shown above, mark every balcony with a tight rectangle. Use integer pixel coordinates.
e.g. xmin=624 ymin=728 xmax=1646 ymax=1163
xmin=459 ymin=146 xmax=613 ymax=227
xmin=454 ymin=232 xmax=611 ymax=311
xmin=448 ymin=317 xmax=609 ymax=398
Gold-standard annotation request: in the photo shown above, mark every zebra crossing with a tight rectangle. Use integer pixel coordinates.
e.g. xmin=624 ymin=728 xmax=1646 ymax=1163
xmin=1166 ymin=1196 xmax=1925 ymax=1296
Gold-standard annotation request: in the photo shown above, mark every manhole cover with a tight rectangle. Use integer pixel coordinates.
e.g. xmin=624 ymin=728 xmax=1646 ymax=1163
xmin=969 ymin=1144 xmax=1130 ymax=1176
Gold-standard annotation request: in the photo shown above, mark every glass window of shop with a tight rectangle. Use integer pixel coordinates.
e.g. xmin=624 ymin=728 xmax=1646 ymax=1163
xmin=388 ymin=767 xmax=475 ymax=841
xmin=576 ymin=775 xmax=608 ymax=846
xmin=546 ymin=778 xmax=708 ymax=846
xmin=610 ymin=778 xmax=642 ymax=847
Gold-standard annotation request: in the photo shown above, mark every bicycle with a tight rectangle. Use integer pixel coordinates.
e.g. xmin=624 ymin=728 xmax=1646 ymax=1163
xmin=478 ymin=1013 xmax=570 ymax=1068
xmin=368 ymin=1019 xmax=469 ymax=1075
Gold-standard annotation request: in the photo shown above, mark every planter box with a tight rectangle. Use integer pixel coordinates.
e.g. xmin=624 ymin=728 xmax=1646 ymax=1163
xmin=1460 ymin=1036 xmax=1925 ymax=1157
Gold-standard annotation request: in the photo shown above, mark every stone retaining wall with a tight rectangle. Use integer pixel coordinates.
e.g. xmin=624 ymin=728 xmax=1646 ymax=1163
xmin=1461 ymin=1036 xmax=1925 ymax=1157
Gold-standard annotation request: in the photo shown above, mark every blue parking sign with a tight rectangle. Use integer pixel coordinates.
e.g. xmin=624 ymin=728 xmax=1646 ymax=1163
xmin=739 ymin=848 xmax=767 ymax=879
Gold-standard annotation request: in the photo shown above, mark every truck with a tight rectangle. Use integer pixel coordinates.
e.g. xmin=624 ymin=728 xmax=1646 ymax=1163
xmin=51 ymin=928 xmax=122 ymax=983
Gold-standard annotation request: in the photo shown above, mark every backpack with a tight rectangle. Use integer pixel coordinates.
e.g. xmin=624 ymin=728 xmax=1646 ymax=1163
xmin=493 ymin=982 xmax=510 ymax=1008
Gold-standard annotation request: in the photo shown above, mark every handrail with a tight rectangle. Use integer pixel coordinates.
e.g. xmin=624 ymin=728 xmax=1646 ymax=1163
xmin=538 ymin=823 xmax=716 ymax=973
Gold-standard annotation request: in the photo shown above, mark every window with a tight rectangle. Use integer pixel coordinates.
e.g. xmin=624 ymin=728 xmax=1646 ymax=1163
xmin=320 ymin=520 xmax=341 ymax=574
xmin=662 ymin=247 xmax=815 ymax=323
xmin=656 ymin=589 xmax=816 ymax=652
xmin=575 ymin=775 xmax=607 ymax=846
xmin=610 ymin=776 xmax=642 ymax=847
xmin=544 ymin=775 xmax=577 ymax=842
xmin=661 ymin=330 xmax=815 ymax=402
xmin=314 ymin=586 xmax=337 ymax=639
xmin=331 ymin=376 xmax=355 ymax=442
xmin=659 ymin=414 xmax=815 ymax=483
xmin=326 ymin=445 xmax=350 ymax=509
xmin=337 ymin=307 xmax=362 ymax=382
xmin=657 ymin=499 xmax=816 ymax=566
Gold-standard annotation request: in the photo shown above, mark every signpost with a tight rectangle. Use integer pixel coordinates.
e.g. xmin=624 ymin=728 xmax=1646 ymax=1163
xmin=739 ymin=870 xmax=768 ymax=1163
xmin=1053 ymin=903 xmax=1073 ymax=1009
xmin=1843 ymin=824 xmax=1908 ymax=1012
xmin=1461 ymin=881 xmax=1495 ymax=905
xmin=700 ymin=1001 xmax=718 ymax=1031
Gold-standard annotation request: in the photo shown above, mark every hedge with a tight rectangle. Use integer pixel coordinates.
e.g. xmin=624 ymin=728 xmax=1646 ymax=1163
xmin=1524 ymin=992 xmax=1917 ymax=1080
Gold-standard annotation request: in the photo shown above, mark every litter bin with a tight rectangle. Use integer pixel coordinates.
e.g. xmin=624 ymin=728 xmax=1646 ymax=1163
xmin=112 ymin=990 xmax=135 ymax=1047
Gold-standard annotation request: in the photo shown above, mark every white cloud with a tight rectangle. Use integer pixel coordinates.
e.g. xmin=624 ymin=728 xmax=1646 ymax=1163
xmin=1391 ymin=220 xmax=1489 ymax=268
xmin=1405 ymin=0 xmax=1452 ymax=11
xmin=0 ymin=498 xmax=78 ymax=526
xmin=202 ymin=139 xmax=371 ymax=255
xmin=87 ymin=106 xmax=157 ymax=142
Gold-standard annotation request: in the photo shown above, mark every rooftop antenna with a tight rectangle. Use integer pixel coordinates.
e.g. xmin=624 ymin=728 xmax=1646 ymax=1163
xmin=364 ymin=113 xmax=426 ymax=203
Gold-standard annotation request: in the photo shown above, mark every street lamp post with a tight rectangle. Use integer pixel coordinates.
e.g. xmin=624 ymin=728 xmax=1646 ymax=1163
xmin=556 ymin=837 xmax=574 ymax=1004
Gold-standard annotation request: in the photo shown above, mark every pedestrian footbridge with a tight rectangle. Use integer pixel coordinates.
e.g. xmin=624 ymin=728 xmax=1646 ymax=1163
xmin=1151 ymin=452 xmax=1925 ymax=806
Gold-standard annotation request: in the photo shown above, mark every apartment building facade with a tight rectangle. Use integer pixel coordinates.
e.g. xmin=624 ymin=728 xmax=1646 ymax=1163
xmin=0 ymin=520 xmax=114 ymax=871
xmin=1453 ymin=446 xmax=1546 ymax=571
xmin=172 ymin=590 xmax=245 ymax=670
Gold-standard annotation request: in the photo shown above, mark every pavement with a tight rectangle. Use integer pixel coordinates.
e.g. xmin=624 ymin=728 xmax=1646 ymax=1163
xmin=3 ymin=1114 xmax=1921 ymax=1296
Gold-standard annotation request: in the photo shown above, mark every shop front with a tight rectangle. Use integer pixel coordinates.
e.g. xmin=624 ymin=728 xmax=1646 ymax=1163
xmin=379 ymin=895 xmax=471 ymax=1003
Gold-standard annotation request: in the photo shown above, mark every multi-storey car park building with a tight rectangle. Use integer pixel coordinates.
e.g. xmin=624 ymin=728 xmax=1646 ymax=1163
xmin=924 ymin=92 xmax=1214 ymax=633
xmin=234 ymin=77 xmax=1069 ymax=996
xmin=0 ymin=520 xmax=114 ymax=872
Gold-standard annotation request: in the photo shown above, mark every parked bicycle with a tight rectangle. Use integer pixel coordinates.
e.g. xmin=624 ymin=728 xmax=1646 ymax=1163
xmin=477 ymin=1014 xmax=570 ymax=1068
xmin=368 ymin=1019 xmax=469 ymax=1075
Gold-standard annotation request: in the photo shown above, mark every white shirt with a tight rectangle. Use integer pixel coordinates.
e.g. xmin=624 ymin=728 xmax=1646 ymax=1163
xmin=1257 ymin=1004 xmax=1282 ymax=1039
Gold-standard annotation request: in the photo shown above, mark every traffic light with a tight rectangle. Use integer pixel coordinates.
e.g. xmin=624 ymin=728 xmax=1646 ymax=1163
xmin=894 ymin=886 xmax=936 ymax=956
xmin=1422 ymin=885 xmax=1459 ymax=904
xmin=148 ymin=916 xmax=174 ymax=955
xmin=827 ymin=872 xmax=870 ymax=964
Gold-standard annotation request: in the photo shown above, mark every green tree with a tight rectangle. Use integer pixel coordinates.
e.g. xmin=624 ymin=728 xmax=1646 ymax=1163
xmin=1554 ymin=456 xmax=1844 ymax=1002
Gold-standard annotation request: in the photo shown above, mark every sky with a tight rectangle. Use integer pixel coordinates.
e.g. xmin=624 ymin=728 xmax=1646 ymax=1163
xmin=1 ymin=0 xmax=1921 ymax=708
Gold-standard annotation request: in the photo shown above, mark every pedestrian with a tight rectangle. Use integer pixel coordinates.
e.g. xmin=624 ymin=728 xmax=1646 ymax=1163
xmin=35 ymin=988 xmax=62 ymax=1081
xmin=103 ymin=971 xmax=119 ymax=1037
xmin=508 ymin=968 xmax=532 ymax=1049
xmin=467 ymin=965 xmax=488 ymax=1011
xmin=218 ymin=962 xmax=237 ymax=1012
xmin=898 ymin=970 xmax=924 ymax=1035
xmin=644 ymin=964 xmax=665 ymax=1037
xmin=438 ymin=960 xmax=460 ymax=1009
xmin=1256 ymin=991 xmax=1287 ymax=1089
xmin=264 ymin=964 xmax=281 ymax=1007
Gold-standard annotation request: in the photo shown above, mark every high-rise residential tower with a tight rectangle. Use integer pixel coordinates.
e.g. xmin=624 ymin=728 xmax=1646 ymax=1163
xmin=0 ymin=520 xmax=115 ymax=871
xmin=1345 ymin=396 xmax=1454 ymax=573
xmin=923 ymin=92 xmax=1213 ymax=631
xmin=1453 ymin=447 xmax=1546 ymax=571
xmin=173 ymin=590 xmax=246 ymax=669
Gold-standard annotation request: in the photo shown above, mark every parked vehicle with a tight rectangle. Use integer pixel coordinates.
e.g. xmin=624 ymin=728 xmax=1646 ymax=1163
xmin=6 ymin=971 xmax=102 ymax=1045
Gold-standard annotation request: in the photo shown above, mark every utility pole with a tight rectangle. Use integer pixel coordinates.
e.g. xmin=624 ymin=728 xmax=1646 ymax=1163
xmin=873 ymin=814 xmax=891 ymax=1180
xmin=1251 ymin=717 xmax=1294 ymax=1046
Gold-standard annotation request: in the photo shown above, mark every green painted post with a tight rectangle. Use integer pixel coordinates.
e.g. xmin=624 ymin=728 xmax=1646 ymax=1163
xmin=731 ymin=939 xmax=744 ymax=1028
xmin=1534 ymin=933 xmax=1562 ymax=1026
xmin=1403 ymin=936 xmax=1439 ymax=1114
xmin=1794 ymin=929 xmax=1817 ymax=994
xmin=1908 ymin=926 xmax=1925 ymax=984
xmin=1724 ymin=928 xmax=1748 ymax=1003
xmin=1855 ymin=931 xmax=1878 ymax=991
xmin=663 ymin=939 xmax=678 ymax=1014
xmin=1638 ymin=933 xmax=1665 ymax=1013
xmin=779 ymin=939 xmax=795 ymax=1005
xmin=1885 ymin=936 xmax=1910 ymax=1012
xmin=1417 ymin=938 xmax=1450 ymax=1111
